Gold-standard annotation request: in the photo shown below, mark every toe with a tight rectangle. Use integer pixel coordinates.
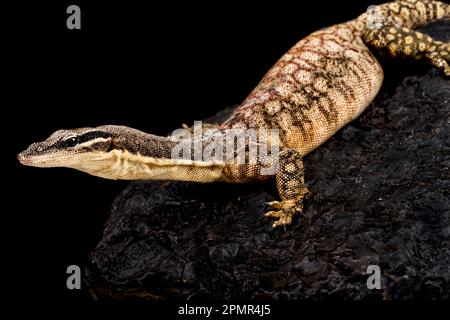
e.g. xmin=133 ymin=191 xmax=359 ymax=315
xmin=265 ymin=210 xmax=282 ymax=218
xmin=272 ymin=216 xmax=291 ymax=228
xmin=267 ymin=201 xmax=282 ymax=209
xmin=273 ymin=220 xmax=284 ymax=228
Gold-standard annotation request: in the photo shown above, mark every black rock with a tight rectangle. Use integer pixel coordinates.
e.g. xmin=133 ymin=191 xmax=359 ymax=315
xmin=85 ymin=21 xmax=450 ymax=300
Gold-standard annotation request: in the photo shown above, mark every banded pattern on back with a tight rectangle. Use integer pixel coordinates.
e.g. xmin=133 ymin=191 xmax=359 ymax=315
xmin=221 ymin=23 xmax=383 ymax=156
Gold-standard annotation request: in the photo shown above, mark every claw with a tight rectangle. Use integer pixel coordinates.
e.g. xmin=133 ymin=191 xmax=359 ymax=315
xmin=265 ymin=210 xmax=282 ymax=218
xmin=272 ymin=213 xmax=292 ymax=228
xmin=273 ymin=219 xmax=281 ymax=228
xmin=265 ymin=208 xmax=292 ymax=228
xmin=264 ymin=197 xmax=306 ymax=228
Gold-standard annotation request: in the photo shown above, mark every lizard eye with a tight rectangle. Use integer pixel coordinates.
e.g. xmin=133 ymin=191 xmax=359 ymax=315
xmin=65 ymin=136 xmax=78 ymax=148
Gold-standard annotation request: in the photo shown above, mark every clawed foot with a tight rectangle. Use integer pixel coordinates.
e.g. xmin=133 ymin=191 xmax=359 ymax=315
xmin=426 ymin=51 xmax=450 ymax=77
xmin=444 ymin=63 xmax=450 ymax=77
xmin=265 ymin=189 xmax=310 ymax=228
xmin=265 ymin=200 xmax=301 ymax=228
xmin=435 ymin=58 xmax=450 ymax=77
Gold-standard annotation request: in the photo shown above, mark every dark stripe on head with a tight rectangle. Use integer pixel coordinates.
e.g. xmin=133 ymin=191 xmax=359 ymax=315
xmin=77 ymin=131 xmax=111 ymax=144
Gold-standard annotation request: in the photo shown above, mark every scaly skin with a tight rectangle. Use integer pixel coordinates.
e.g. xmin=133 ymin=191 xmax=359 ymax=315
xmin=219 ymin=0 xmax=449 ymax=227
xmin=18 ymin=0 xmax=450 ymax=228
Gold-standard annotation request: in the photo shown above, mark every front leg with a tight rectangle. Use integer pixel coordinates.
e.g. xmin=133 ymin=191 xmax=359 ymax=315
xmin=265 ymin=148 xmax=310 ymax=228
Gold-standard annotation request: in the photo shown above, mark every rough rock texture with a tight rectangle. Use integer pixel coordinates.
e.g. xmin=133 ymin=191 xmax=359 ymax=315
xmin=85 ymin=21 xmax=450 ymax=300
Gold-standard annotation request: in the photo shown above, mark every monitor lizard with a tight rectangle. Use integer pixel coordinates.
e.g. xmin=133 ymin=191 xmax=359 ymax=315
xmin=18 ymin=0 xmax=449 ymax=228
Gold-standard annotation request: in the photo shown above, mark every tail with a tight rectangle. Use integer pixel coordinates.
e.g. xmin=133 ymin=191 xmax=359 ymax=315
xmin=396 ymin=0 xmax=449 ymax=28
xmin=360 ymin=0 xmax=449 ymax=30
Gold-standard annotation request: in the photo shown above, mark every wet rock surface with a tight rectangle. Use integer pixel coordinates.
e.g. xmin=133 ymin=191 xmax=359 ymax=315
xmin=85 ymin=21 xmax=450 ymax=300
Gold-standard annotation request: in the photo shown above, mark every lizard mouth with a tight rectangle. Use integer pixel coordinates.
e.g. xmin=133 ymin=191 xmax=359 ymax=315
xmin=17 ymin=153 xmax=32 ymax=165
xmin=17 ymin=152 xmax=62 ymax=167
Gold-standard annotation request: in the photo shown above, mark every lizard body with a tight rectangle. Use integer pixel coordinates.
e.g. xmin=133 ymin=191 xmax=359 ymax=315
xmin=18 ymin=0 xmax=450 ymax=227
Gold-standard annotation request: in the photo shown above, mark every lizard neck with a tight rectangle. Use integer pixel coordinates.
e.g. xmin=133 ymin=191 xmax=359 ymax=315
xmin=86 ymin=125 xmax=226 ymax=182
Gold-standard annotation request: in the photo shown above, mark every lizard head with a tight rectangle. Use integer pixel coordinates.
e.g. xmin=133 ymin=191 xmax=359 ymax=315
xmin=17 ymin=127 xmax=114 ymax=170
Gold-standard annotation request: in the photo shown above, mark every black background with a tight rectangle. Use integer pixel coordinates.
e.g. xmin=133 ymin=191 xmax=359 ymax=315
xmin=6 ymin=0 xmax=444 ymax=314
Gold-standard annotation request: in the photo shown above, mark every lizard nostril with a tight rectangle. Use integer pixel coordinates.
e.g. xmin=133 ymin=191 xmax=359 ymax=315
xmin=37 ymin=147 xmax=43 ymax=152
